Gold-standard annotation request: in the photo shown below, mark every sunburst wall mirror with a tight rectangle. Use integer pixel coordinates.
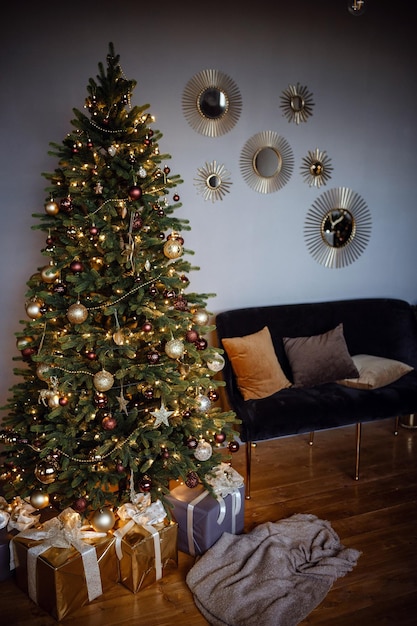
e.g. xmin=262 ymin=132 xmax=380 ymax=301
xmin=304 ymin=187 xmax=371 ymax=268
xmin=280 ymin=83 xmax=314 ymax=125
xmin=300 ymin=148 xmax=333 ymax=188
xmin=240 ymin=131 xmax=294 ymax=194
xmin=182 ymin=69 xmax=242 ymax=137
xmin=194 ymin=161 xmax=232 ymax=202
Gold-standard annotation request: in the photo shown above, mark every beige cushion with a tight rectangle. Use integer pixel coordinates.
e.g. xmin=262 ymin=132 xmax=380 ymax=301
xmin=338 ymin=354 xmax=413 ymax=389
xmin=222 ymin=326 xmax=292 ymax=400
xmin=283 ymin=323 xmax=359 ymax=387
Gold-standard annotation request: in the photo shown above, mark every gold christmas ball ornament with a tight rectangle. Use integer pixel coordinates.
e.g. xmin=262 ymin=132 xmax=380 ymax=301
xmin=41 ymin=262 xmax=60 ymax=283
xmin=163 ymin=239 xmax=183 ymax=259
xmin=91 ymin=507 xmax=116 ymax=532
xmin=192 ymin=309 xmax=210 ymax=326
xmin=67 ymin=302 xmax=88 ymax=324
xmin=44 ymin=199 xmax=59 ymax=216
xmin=165 ymin=338 xmax=185 ymax=359
xmin=194 ymin=440 xmax=213 ymax=462
xmin=25 ymin=298 xmax=44 ymax=320
xmin=34 ymin=461 xmax=57 ymax=484
xmin=47 ymin=392 xmax=60 ymax=409
xmin=36 ymin=363 xmax=50 ymax=381
xmin=207 ymin=353 xmax=226 ymax=372
xmin=30 ymin=490 xmax=50 ymax=509
xmin=93 ymin=370 xmax=114 ymax=392
xmin=16 ymin=336 xmax=34 ymax=351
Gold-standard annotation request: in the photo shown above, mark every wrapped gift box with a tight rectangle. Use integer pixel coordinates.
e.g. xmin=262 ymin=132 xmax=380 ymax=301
xmin=11 ymin=510 xmax=119 ymax=621
xmin=166 ymin=479 xmax=245 ymax=556
xmin=115 ymin=519 xmax=178 ymax=593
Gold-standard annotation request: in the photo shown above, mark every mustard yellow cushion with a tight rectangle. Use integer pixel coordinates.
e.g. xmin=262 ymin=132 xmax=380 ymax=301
xmin=338 ymin=354 xmax=413 ymax=389
xmin=222 ymin=326 xmax=292 ymax=400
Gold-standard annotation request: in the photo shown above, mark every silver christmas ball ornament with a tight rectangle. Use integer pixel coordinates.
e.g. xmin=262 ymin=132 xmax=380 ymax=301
xmin=165 ymin=338 xmax=185 ymax=359
xmin=207 ymin=353 xmax=225 ymax=372
xmin=194 ymin=440 xmax=213 ymax=461
xmin=192 ymin=309 xmax=209 ymax=325
xmin=196 ymin=394 xmax=211 ymax=413
xmin=93 ymin=370 xmax=114 ymax=392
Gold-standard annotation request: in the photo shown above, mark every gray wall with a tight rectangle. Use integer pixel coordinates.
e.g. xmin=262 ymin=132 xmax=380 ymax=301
xmin=1 ymin=0 xmax=416 ymax=411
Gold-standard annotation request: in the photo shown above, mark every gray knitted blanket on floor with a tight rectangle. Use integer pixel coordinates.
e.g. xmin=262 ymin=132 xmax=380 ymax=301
xmin=186 ymin=513 xmax=361 ymax=626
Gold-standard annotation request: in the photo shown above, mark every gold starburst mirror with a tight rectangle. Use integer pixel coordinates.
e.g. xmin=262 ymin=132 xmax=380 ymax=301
xmin=194 ymin=161 xmax=232 ymax=202
xmin=304 ymin=187 xmax=371 ymax=268
xmin=240 ymin=131 xmax=294 ymax=194
xmin=182 ymin=69 xmax=242 ymax=137
xmin=280 ymin=83 xmax=314 ymax=125
xmin=301 ymin=148 xmax=333 ymax=188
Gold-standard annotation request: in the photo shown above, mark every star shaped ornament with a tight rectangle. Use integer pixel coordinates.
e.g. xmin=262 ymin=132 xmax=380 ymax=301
xmin=151 ymin=401 xmax=173 ymax=428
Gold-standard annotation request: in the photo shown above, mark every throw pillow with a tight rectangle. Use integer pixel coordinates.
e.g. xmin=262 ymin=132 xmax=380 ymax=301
xmin=283 ymin=323 xmax=359 ymax=387
xmin=337 ymin=354 xmax=414 ymax=389
xmin=222 ymin=326 xmax=292 ymax=400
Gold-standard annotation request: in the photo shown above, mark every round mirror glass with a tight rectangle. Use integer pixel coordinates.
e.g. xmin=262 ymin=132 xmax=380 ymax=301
xmin=322 ymin=209 xmax=354 ymax=248
xmin=198 ymin=88 xmax=227 ymax=119
xmin=290 ymin=95 xmax=305 ymax=112
xmin=310 ymin=161 xmax=323 ymax=176
xmin=207 ymin=174 xmax=221 ymax=189
xmin=253 ymin=147 xmax=281 ymax=178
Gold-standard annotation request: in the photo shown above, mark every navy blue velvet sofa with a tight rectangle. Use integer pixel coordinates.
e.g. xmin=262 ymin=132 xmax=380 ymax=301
xmin=216 ymin=298 xmax=417 ymax=498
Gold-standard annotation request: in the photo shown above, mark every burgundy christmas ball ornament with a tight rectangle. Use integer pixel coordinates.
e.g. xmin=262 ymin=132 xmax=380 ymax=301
xmin=207 ymin=389 xmax=219 ymax=402
xmin=89 ymin=225 xmax=99 ymax=237
xmin=94 ymin=392 xmax=108 ymax=407
xmin=185 ymin=471 xmax=199 ymax=489
xmin=102 ymin=414 xmax=117 ymax=430
xmin=141 ymin=321 xmax=153 ymax=332
xmin=59 ymin=395 xmax=69 ymax=406
xmin=195 ymin=338 xmax=208 ymax=351
xmin=214 ymin=431 xmax=226 ymax=444
xmin=60 ymin=197 xmax=73 ymax=213
xmin=186 ymin=436 xmax=198 ymax=449
xmin=53 ymin=282 xmax=67 ymax=295
xmin=143 ymin=387 xmax=154 ymax=399
xmin=146 ymin=350 xmax=160 ymax=365
xmin=73 ymin=496 xmax=88 ymax=513
xmin=128 ymin=185 xmax=142 ymax=200
xmin=173 ymin=194 xmax=180 ymax=202
xmin=228 ymin=440 xmax=240 ymax=453
xmin=185 ymin=329 xmax=199 ymax=343
xmin=139 ymin=475 xmax=152 ymax=492
xmin=115 ymin=461 xmax=125 ymax=473
xmin=70 ymin=260 xmax=84 ymax=273
xmin=21 ymin=347 xmax=36 ymax=359
xmin=86 ymin=350 xmax=97 ymax=361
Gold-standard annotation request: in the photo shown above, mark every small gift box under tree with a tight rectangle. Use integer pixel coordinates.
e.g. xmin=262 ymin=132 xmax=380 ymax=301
xmin=115 ymin=493 xmax=178 ymax=593
xmin=166 ymin=463 xmax=245 ymax=556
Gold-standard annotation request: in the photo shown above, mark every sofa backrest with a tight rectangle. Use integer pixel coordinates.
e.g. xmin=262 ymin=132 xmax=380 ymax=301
xmin=216 ymin=298 xmax=417 ymax=395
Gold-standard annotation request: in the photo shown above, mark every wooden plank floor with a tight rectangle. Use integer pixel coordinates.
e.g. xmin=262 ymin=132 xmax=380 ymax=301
xmin=1 ymin=419 xmax=416 ymax=625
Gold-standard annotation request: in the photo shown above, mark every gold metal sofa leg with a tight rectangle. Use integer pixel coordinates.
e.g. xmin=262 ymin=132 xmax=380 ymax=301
xmin=245 ymin=441 xmax=252 ymax=499
xmin=355 ymin=423 xmax=361 ymax=480
xmin=394 ymin=416 xmax=399 ymax=435
xmin=309 ymin=432 xmax=314 ymax=446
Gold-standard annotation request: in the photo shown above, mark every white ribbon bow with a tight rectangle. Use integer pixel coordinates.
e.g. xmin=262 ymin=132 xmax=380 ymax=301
xmin=6 ymin=496 xmax=40 ymax=532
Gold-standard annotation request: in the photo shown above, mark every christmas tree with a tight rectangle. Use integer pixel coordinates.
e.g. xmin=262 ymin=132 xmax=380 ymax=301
xmin=0 ymin=43 xmax=239 ymax=520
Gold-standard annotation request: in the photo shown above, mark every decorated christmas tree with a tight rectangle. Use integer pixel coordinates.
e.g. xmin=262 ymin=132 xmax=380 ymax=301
xmin=0 ymin=43 xmax=239 ymax=522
